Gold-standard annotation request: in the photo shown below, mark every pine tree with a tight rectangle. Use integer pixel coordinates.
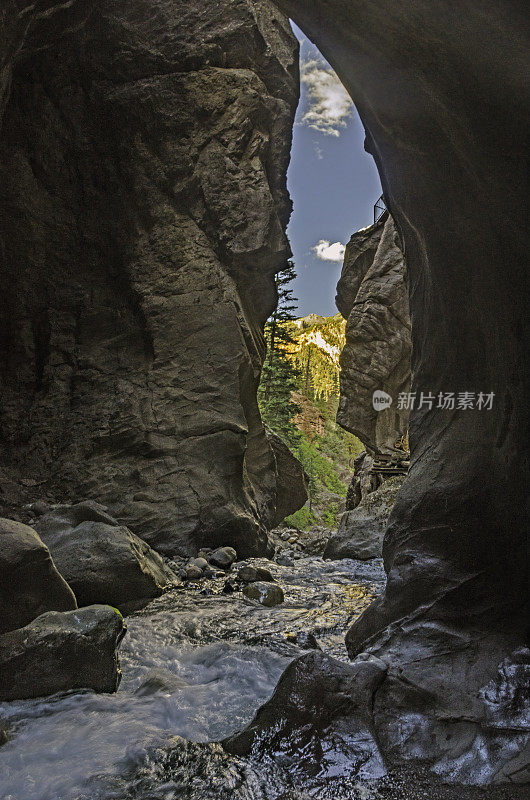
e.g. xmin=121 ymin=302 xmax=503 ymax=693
xmin=258 ymin=261 xmax=301 ymax=447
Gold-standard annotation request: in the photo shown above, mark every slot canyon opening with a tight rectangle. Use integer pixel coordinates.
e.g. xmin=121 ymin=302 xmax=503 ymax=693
xmin=257 ymin=21 xmax=411 ymax=548
xmin=0 ymin=2 xmax=527 ymax=798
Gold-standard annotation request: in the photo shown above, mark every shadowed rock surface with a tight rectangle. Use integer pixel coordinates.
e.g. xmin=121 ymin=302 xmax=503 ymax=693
xmin=266 ymin=431 xmax=309 ymax=528
xmin=0 ymin=0 xmax=300 ymax=558
xmin=247 ymin=0 xmax=530 ymax=784
xmin=0 ymin=0 xmax=528 ymax=790
xmin=224 ymin=650 xmax=388 ymax=781
xmin=0 ymin=517 xmax=77 ymax=634
xmin=325 ymin=476 xmax=404 ymax=560
xmin=35 ymin=503 xmax=178 ymax=612
xmin=0 ymin=605 xmax=126 ymax=700
xmin=336 ymin=214 xmax=411 ymax=457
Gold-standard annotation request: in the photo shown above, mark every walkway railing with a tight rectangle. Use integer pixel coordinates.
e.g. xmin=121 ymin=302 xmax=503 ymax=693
xmin=373 ymin=194 xmax=386 ymax=223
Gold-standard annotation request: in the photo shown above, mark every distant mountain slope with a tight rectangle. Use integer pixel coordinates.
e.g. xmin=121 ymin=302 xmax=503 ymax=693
xmin=278 ymin=313 xmax=364 ymax=529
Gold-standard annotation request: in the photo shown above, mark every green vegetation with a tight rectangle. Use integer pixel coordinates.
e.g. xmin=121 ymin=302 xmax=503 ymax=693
xmin=258 ymin=261 xmax=301 ymax=448
xmin=258 ymin=266 xmax=364 ymax=529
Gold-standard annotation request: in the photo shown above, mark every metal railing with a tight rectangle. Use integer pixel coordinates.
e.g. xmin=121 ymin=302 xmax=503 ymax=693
xmin=373 ymin=194 xmax=386 ymax=224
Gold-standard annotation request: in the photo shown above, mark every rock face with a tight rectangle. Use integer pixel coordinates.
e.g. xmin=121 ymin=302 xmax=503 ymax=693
xmin=266 ymin=431 xmax=309 ymax=528
xmin=1 ymin=0 xmax=528 ymax=788
xmin=0 ymin=0 xmax=299 ymax=558
xmin=35 ymin=503 xmax=177 ymax=611
xmin=262 ymin=0 xmax=529 ymax=785
xmin=325 ymin=476 xmax=404 ymax=560
xmin=0 ymin=517 xmax=76 ymax=634
xmin=0 ymin=605 xmax=126 ymax=700
xmin=336 ymin=214 xmax=411 ymax=458
xmin=224 ymin=651 xmax=387 ymax=782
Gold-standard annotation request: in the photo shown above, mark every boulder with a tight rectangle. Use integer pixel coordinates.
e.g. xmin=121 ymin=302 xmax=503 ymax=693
xmin=0 ymin=605 xmax=126 ymax=701
xmin=266 ymin=431 xmax=309 ymax=527
xmin=223 ymin=651 xmax=387 ymax=782
xmin=184 ymin=564 xmax=203 ymax=580
xmin=285 ymin=631 xmax=320 ymax=651
xmin=207 ymin=547 xmax=237 ymax=570
xmin=242 ymin=581 xmax=284 ymax=607
xmin=35 ymin=504 xmax=177 ymax=611
xmin=0 ymin=517 xmax=76 ymax=634
xmin=190 ymin=557 xmax=208 ymax=571
xmin=325 ymin=476 xmax=404 ymax=560
xmin=237 ymin=565 xmax=274 ymax=583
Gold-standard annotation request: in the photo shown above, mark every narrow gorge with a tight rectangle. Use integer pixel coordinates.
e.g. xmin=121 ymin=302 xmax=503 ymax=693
xmin=0 ymin=2 xmax=528 ymax=799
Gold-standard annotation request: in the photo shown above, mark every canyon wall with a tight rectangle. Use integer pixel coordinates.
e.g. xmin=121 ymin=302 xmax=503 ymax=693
xmin=336 ymin=213 xmax=411 ymax=458
xmin=1 ymin=0 xmax=528 ymax=784
xmin=0 ymin=0 xmax=300 ymax=557
xmin=236 ymin=0 xmax=529 ymax=782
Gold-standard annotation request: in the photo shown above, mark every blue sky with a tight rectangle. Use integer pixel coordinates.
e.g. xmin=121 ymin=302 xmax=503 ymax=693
xmin=287 ymin=23 xmax=382 ymax=317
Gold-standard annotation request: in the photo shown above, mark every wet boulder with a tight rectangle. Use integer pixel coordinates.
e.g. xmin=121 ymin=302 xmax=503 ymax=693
xmin=35 ymin=504 xmax=177 ymax=612
xmin=0 ymin=605 xmax=126 ymax=701
xmin=184 ymin=563 xmax=203 ymax=580
xmin=285 ymin=631 xmax=320 ymax=651
xmin=276 ymin=552 xmax=294 ymax=567
xmin=237 ymin=564 xmax=274 ymax=583
xmin=324 ymin=476 xmax=404 ymax=560
xmin=242 ymin=581 xmax=284 ymax=607
xmin=223 ymin=651 xmax=387 ymax=781
xmin=0 ymin=518 xmax=76 ymax=634
xmin=207 ymin=547 xmax=237 ymax=570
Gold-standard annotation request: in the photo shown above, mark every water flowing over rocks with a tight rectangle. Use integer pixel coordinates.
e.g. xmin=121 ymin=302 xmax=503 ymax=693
xmin=0 ymin=555 xmax=384 ymax=799
xmin=0 ymin=0 xmax=300 ymax=558
xmin=242 ymin=580 xmax=284 ymax=606
xmin=0 ymin=605 xmax=126 ymax=701
xmin=0 ymin=517 xmax=77 ymax=634
xmin=224 ymin=649 xmax=388 ymax=779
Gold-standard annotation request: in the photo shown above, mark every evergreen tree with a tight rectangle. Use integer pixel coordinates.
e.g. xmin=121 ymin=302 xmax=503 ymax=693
xmin=258 ymin=261 xmax=301 ymax=446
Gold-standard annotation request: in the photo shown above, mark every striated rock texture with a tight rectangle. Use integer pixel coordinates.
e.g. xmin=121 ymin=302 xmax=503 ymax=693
xmin=0 ymin=517 xmax=77 ymax=633
xmin=252 ymin=0 xmax=530 ymax=785
xmin=0 ymin=0 xmax=299 ymax=557
xmin=336 ymin=214 xmax=411 ymax=458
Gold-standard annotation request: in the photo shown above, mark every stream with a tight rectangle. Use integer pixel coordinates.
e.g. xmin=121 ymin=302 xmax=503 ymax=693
xmin=0 ymin=556 xmax=385 ymax=800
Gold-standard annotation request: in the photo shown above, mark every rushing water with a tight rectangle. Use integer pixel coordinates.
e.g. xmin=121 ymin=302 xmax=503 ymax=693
xmin=0 ymin=556 xmax=385 ymax=800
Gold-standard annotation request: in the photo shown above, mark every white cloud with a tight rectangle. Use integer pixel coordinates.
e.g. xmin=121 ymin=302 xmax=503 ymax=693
xmin=300 ymin=59 xmax=353 ymax=136
xmin=312 ymin=239 xmax=346 ymax=262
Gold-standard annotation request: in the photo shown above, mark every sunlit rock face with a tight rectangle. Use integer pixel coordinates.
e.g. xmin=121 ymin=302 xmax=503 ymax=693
xmin=0 ymin=0 xmax=299 ymax=557
xmin=263 ymin=0 xmax=528 ymax=784
xmin=336 ymin=214 xmax=411 ymax=458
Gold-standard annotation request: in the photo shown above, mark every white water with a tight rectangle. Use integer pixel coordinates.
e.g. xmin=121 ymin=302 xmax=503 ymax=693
xmin=0 ymin=557 xmax=384 ymax=800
